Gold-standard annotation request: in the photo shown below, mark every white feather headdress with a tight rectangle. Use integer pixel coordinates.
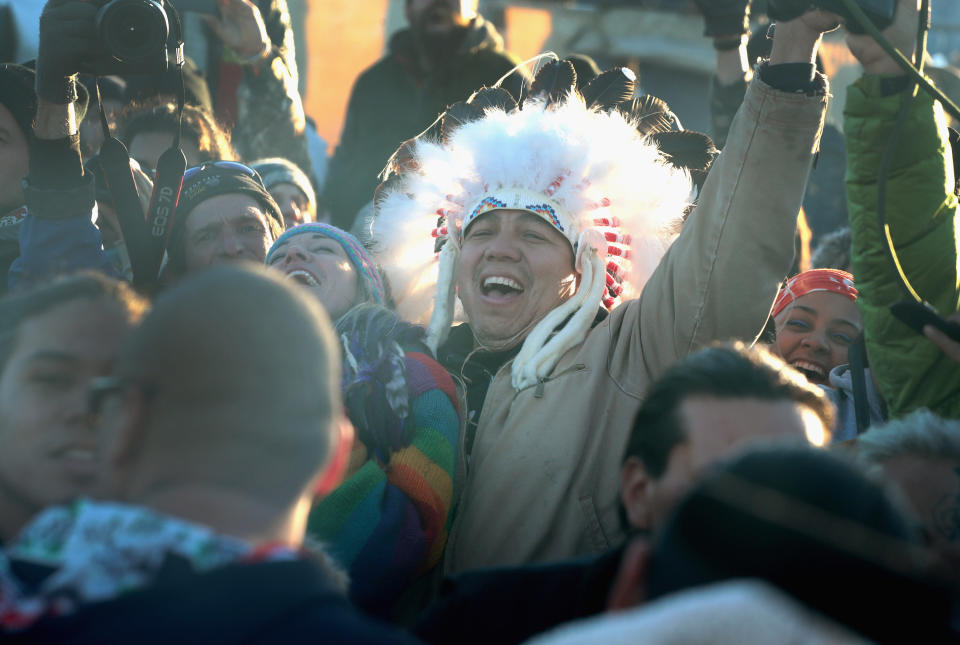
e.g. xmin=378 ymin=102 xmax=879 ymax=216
xmin=373 ymin=63 xmax=693 ymax=390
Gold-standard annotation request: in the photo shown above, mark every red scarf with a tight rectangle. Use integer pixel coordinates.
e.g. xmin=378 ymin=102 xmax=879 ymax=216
xmin=772 ymin=269 xmax=858 ymax=318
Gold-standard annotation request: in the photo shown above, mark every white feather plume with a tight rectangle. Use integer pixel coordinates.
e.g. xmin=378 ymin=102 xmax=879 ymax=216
xmin=372 ymin=90 xmax=693 ymax=367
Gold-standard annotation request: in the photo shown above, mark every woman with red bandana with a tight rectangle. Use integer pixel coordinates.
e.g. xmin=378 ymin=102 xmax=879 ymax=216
xmin=770 ymin=269 xmax=863 ymax=387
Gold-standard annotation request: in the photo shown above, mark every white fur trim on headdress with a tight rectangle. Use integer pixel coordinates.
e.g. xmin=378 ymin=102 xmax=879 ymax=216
xmin=425 ymin=241 xmax=459 ymax=353
xmin=373 ymin=91 xmax=692 ymax=389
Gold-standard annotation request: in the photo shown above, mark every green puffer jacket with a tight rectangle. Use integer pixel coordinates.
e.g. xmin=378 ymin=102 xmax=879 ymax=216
xmin=844 ymin=75 xmax=960 ymax=419
xmin=321 ymin=16 xmax=527 ymax=230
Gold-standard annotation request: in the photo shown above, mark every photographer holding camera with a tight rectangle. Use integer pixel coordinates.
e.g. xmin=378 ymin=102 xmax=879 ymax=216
xmin=8 ymin=0 xmax=302 ymax=292
xmin=4 ymin=1 xmax=116 ymax=291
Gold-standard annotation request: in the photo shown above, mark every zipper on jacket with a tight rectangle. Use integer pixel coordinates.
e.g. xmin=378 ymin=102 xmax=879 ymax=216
xmin=532 ymin=363 xmax=587 ymax=398
xmin=534 ymin=378 xmax=546 ymax=398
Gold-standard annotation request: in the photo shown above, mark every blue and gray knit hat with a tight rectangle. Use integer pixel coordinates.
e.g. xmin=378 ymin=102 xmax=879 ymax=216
xmin=266 ymin=223 xmax=386 ymax=306
xmin=250 ymin=157 xmax=316 ymax=213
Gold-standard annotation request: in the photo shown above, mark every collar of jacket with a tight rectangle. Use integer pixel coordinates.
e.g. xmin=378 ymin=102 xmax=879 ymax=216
xmin=0 ymin=205 xmax=26 ymax=242
xmin=389 ymin=13 xmax=506 ymax=65
xmin=439 ymin=322 xmax=519 ymax=381
xmin=439 ymin=307 xmax=610 ymax=385
xmin=0 ymin=499 xmax=337 ymax=632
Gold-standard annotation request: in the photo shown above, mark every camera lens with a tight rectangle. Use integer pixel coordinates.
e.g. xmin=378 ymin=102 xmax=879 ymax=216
xmin=98 ymin=0 xmax=170 ymax=63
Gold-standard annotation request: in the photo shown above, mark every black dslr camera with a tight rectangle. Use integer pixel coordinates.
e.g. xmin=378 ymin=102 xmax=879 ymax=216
xmin=767 ymin=0 xmax=897 ymax=33
xmin=78 ymin=0 xmax=182 ymax=76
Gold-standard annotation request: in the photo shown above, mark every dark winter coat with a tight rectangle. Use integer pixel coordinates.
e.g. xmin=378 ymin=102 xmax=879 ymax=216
xmin=414 ymin=547 xmax=624 ymax=645
xmin=321 ymin=16 xmax=527 ymax=230
xmin=3 ymin=559 xmax=421 ymax=645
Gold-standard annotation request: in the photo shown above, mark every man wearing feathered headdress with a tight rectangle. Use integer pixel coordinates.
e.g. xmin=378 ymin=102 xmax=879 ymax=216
xmin=374 ymin=10 xmax=841 ymax=574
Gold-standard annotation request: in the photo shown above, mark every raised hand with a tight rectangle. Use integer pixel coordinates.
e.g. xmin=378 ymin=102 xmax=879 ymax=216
xmin=924 ymin=312 xmax=960 ymax=364
xmin=202 ymin=0 xmax=271 ymax=61
xmin=36 ymin=0 xmax=99 ymax=103
xmin=845 ymin=0 xmax=920 ymax=75
xmin=769 ymin=6 xmax=843 ymax=66
xmin=691 ymin=0 xmax=751 ymax=39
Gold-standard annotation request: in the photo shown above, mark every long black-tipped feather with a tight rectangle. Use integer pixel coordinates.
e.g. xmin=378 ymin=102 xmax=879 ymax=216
xmin=653 ymin=130 xmax=719 ymax=192
xmin=527 ymin=60 xmax=576 ymax=106
xmin=442 ymin=100 xmax=483 ymax=142
xmin=378 ymin=137 xmax=420 ymax=183
xmin=373 ymin=172 xmax=403 ymax=209
xmin=467 ymin=86 xmax=518 ymax=114
xmin=627 ymin=94 xmax=680 ymax=137
xmin=581 ymin=67 xmax=635 ymax=111
xmin=631 ymin=94 xmax=669 ymax=117
xmin=652 ymin=130 xmax=718 ymax=173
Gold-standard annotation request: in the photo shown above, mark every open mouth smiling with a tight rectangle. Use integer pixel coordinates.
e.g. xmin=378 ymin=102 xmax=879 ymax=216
xmin=285 ymin=269 xmax=321 ymax=288
xmin=791 ymin=359 xmax=827 ymax=382
xmin=480 ymin=276 xmax=525 ymax=302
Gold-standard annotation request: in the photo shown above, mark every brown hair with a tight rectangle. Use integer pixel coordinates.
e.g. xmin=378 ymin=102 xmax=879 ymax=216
xmin=623 ymin=341 xmax=834 ymax=478
xmin=0 ymin=272 xmax=149 ymax=369
xmin=115 ymin=98 xmax=235 ymax=165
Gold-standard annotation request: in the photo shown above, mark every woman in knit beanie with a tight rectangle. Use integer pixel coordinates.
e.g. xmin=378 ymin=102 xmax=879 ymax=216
xmin=266 ymin=223 xmax=462 ymax=618
xmin=266 ymin=223 xmax=386 ymax=319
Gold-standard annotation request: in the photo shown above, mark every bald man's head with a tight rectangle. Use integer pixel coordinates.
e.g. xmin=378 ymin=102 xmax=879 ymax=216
xmin=99 ymin=263 xmax=341 ymax=508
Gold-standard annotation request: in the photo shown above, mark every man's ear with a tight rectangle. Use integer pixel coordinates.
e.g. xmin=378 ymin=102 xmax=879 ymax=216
xmin=606 ymin=535 xmax=650 ymax=611
xmin=621 ymin=456 xmax=654 ymax=531
xmin=312 ymin=415 xmax=355 ymax=498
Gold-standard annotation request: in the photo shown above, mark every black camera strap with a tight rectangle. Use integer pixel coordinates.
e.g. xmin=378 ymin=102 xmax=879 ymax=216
xmin=143 ymin=138 xmax=186 ymax=283
xmin=94 ymin=79 xmax=155 ymax=289
xmin=848 ymin=334 xmax=871 ymax=435
xmin=92 ymin=2 xmax=187 ymax=291
xmin=143 ymin=3 xmax=187 ymax=283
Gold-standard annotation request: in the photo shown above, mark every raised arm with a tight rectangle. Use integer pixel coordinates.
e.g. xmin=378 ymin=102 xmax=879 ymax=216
xmin=691 ymin=0 xmax=753 ymax=148
xmin=615 ymin=11 xmax=835 ymax=386
xmin=843 ymin=0 xmax=960 ymax=418
xmin=205 ymin=0 xmax=314 ymax=178
xmin=10 ymin=0 xmax=115 ymax=291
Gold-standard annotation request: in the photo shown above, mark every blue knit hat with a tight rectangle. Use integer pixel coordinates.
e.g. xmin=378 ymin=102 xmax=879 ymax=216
xmin=266 ymin=223 xmax=385 ymax=306
xmin=251 ymin=157 xmax=316 ymax=213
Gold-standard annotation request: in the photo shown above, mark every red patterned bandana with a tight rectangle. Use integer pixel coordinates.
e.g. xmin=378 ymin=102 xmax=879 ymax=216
xmin=772 ymin=269 xmax=858 ymax=319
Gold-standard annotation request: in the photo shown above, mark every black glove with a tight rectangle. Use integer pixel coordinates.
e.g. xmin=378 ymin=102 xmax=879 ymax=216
xmin=692 ymin=0 xmax=752 ymax=39
xmin=765 ymin=0 xmax=811 ymax=23
xmin=35 ymin=0 xmax=98 ymax=104
xmin=767 ymin=0 xmax=895 ymax=34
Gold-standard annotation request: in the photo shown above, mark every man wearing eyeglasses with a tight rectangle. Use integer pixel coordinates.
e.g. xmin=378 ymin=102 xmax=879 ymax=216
xmin=0 ymin=273 xmax=147 ymax=548
xmin=0 ymin=265 xmax=419 ymax=643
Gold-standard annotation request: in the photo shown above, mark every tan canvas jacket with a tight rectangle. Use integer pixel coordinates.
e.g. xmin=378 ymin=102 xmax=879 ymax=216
xmin=443 ymin=74 xmax=830 ymax=574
